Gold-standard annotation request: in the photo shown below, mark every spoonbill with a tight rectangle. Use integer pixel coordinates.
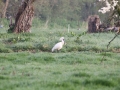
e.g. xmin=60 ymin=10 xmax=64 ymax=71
xmin=51 ymin=37 xmax=65 ymax=52
xmin=0 ymin=25 xmax=3 ymax=28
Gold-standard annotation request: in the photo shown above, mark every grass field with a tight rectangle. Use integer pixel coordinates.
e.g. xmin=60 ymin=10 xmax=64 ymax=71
xmin=0 ymin=26 xmax=120 ymax=90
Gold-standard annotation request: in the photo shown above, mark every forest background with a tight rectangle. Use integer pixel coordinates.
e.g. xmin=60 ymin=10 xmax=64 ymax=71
xmin=0 ymin=0 xmax=109 ymax=28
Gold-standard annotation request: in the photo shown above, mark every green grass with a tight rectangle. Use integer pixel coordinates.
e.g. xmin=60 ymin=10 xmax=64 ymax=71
xmin=0 ymin=52 xmax=120 ymax=90
xmin=0 ymin=25 xmax=120 ymax=90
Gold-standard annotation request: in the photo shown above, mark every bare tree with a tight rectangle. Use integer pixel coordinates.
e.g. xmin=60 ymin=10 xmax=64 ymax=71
xmin=1 ymin=0 xmax=9 ymax=18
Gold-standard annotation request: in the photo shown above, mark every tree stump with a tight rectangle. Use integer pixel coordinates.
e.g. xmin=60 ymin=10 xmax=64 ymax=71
xmin=11 ymin=0 xmax=36 ymax=33
xmin=87 ymin=15 xmax=101 ymax=33
xmin=115 ymin=20 xmax=120 ymax=27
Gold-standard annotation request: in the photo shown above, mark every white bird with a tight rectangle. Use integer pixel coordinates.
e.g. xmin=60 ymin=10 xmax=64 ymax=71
xmin=0 ymin=25 xmax=3 ymax=28
xmin=51 ymin=37 xmax=65 ymax=52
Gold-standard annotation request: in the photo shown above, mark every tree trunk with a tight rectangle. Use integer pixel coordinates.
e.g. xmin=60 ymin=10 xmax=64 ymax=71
xmin=13 ymin=0 xmax=36 ymax=33
xmin=1 ymin=0 xmax=9 ymax=18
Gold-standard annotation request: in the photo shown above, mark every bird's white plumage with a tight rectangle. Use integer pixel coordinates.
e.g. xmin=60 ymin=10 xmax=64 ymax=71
xmin=52 ymin=37 xmax=65 ymax=52
xmin=0 ymin=25 xmax=3 ymax=28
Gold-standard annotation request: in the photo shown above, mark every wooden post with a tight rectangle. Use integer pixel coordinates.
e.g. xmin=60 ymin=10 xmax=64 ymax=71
xmin=68 ymin=24 xmax=70 ymax=33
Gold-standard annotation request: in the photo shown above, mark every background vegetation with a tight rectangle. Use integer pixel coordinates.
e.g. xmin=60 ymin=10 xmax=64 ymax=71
xmin=0 ymin=0 xmax=110 ymax=28
xmin=0 ymin=0 xmax=120 ymax=90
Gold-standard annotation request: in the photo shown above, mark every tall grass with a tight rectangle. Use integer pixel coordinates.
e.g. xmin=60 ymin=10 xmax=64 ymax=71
xmin=32 ymin=17 xmax=86 ymax=29
xmin=0 ymin=24 xmax=120 ymax=52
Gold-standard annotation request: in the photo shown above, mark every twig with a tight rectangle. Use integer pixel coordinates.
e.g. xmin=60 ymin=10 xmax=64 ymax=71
xmin=107 ymin=27 xmax=120 ymax=49
xmin=101 ymin=27 xmax=120 ymax=63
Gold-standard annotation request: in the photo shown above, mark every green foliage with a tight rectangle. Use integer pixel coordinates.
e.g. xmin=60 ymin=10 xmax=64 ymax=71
xmin=10 ymin=43 xmax=35 ymax=52
xmin=74 ymin=31 xmax=87 ymax=43
xmin=0 ymin=47 xmax=12 ymax=53
xmin=34 ymin=0 xmax=105 ymax=27
xmin=0 ymin=42 xmax=13 ymax=53
xmin=7 ymin=25 xmax=15 ymax=33
xmin=7 ymin=36 xmax=32 ymax=43
xmin=2 ymin=0 xmax=119 ymax=28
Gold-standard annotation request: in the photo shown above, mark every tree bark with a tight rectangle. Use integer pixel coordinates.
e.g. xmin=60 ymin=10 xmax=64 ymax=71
xmin=13 ymin=0 xmax=36 ymax=33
